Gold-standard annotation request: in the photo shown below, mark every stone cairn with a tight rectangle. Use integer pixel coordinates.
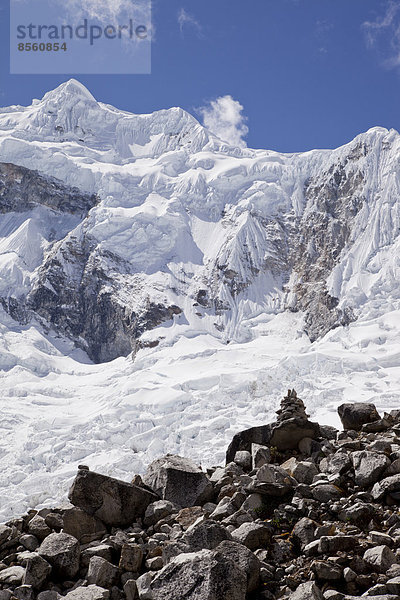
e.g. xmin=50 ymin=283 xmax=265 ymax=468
xmin=275 ymin=389 xmax=309 ymax=422
xmin=1 ymin=392 xmax=400 ymax=600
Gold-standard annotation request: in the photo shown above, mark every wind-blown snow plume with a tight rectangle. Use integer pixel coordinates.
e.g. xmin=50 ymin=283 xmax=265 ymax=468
xmin=199 ymin=95 xmax=249 ymax=148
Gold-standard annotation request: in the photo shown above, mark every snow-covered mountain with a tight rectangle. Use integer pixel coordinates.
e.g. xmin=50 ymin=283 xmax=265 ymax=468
xmin=0 ymin=79 xmax=400 ymax=519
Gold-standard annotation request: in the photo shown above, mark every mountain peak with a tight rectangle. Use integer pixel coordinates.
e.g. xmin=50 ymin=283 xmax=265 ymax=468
xmin=41 ymin=79 xmax=97 ymax=105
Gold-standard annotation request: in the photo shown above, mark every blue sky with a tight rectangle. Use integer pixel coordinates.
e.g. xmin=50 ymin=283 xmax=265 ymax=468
xmin=1 ymin=0 xmax=400 ymax=152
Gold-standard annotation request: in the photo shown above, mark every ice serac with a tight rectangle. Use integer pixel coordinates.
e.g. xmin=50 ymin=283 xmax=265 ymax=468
xmin=0 ymin=82 xmax=399 ymax=361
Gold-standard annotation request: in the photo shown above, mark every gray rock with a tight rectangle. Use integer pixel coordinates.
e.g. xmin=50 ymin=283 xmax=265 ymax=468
xmin=62 ymin=506 xmax=107 ymax=543
xmin=291 ymin=517 xmax=317 ymax=549
xmin=0 ymin=592 xmax=12 ymax=600
xmin=234 ymin=451 xmax=252 ymax=471
xmin=338 ymin=403 xmax=381 ymax=431
xmin=351 ymin=451 xmax=390 ymax=487
xmin=183 ymin=519 xmax=232 ymax=552
xmin=370 ymin=531 xmax=393 ymax=547
xmin=320 ymin=452 xmax=351 ymax=475
xmin=64 ymin=585 xmax=109 ymax=600
xmin=216 ymin=540 xmax=260 ymax=593
xmin=81 ymin=544 xmax=114 ymax=569
xmin=363 ymin=545 xmax=396 ymax=573
xmin=0 ymin=566 xmax=25 ymax=585
xmin=87 ymin=556 xmax=119 ymax=588
xmin=143 ymin=455 xmax=213 ymax=508
xmin=150 ymin=548 xmax=247 ymax=600
xmin=22 ymin=553 xmax=52 ymax=589
xmin=386 ymin=576 xmax=400 ymax=594
xmin=318 ymin=535 xmax=358 ymax=554
xmin=338 ymin=502 xmax=374 ymax=527
xmin=119 ymin=544 xmax=143 ymax=572
xmin=38 ymin=532 xmax=80 ymax=578
xmin=312 ymin=484 xmax=342 ymax=502
xmin=123 ymin=580 xmax=138 ymax=600
xmin=20 ymin=535 xmax=39 ymax=552
xmin=68 ymin=468 xmax=158 ymax=527
xmin=292 ymin=461 xmax=319 ymax=484
xmin=143 ymin=500 xmax=178 ymax=527
xmin=289 ymin=581 xmax=324 ymax=600
xmin=0 ymin=525 xmax=12 ymax=546
xmin=371 ymin=474 xmax=400 ymax=501
xmin=13 ymin=586 xmax=34 ymax=600
xmin=312 ymin=560 xmax=342 ymax=581
xmin=251 ymin=444 xmax=271 ymax=469
xmin=27 ymin=515 xmax=51 ymax=541
xmin=37 ymin=593 xmax=61 ymax=600
xmin=231 ymin=522 xmax=271 ymax=550
xmin=136 ymin=572 xmax=153 ymax=600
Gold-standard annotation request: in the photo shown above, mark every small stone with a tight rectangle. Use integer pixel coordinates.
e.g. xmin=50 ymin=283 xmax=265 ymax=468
xmin=145 ymin=556 xmax=163 ymax=570
xmin=143 ymin=500 xmax=178 ymax=527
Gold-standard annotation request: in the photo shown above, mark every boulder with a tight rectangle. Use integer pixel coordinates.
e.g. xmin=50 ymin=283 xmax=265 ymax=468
xmin=371 ymin=474 xmax=400 ymax=501
xmin=183 ymin=519 xmax=232 ymax=552
xmin=231 ymin=522 xmax=271 ymax=550
xmin=143 ymin=455 xmax=213 ymax=508
xmin=234 ymin=451 xmax=252 ymax=471
xmin=22 ymin=554 xmax=52 ymax=589
xmin=289 ymin=582 xmax=324 ymax=600
xmin=68 ymin=468 xmax=158 ymax=527
xmin=62 ymin=507 xmax=107 ymax=544
xmin=216 ymin=540 xmax=260 ymax=593
xmin=119 ymin=543 xmax=143 ymax=572
xmin=64 ymin=585 xmax=109 ymax=599
xmin=38 ymin=532 xmax=80 ymax=579
xmin=123 ymin=579 xmax=138 ymax=600
xmin=87 ymin=556 xmax=119 ymax=588
xmin=251 ymin=444 xmax=271 ymax=469
xmin=337 ymin=403 xmax=381 ymax=431
xmin=351 ymin=451 xmax=390 ymax=487
xmin=363 ymin=545 xmax=397 ymax=573
xmin=27 ymin=515 xmax=51 ymax=541
xmin=150 ymin=548 xmax=247 ymax=600
xmin=291 ymin=517 xmax=317 ymax=549
xmin=143 ymin=500 xmax=178 ymax=527
xmin=0 ymin=566 xmax=25 ymax=585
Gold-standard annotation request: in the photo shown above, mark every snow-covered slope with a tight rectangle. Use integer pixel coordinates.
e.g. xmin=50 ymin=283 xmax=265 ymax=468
xmin=0 ymin=80 xmax=400 ymax=519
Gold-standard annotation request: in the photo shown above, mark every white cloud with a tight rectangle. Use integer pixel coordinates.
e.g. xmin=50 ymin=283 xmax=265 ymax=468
xmin=52 ymin=0 xmax=150 ymax=27
xmin=362 ymin=1 xmax=400 ymax=68
xmin=177 ymin=7 xmax=202 ymax=37
xmin=199 ymin=95 xmax=249 ymax=148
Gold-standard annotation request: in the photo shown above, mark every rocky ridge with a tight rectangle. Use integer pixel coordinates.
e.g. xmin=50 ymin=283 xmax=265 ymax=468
xmin=1 ymin=391 xmax=400 ymax=599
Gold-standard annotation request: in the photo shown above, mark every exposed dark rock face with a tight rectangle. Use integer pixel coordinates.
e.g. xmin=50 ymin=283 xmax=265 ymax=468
xmin=286 ymin=161 xmax=365 ymax=341
xmin=0 ymin=162 xmax=97 ymax=215
xmin=2 ymin=393 xmax=400 ymax=599
xmin=26 ymin=233 xmax=182 ymax=362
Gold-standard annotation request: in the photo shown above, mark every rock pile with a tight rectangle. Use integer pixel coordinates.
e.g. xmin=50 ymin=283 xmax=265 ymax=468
xmin=1 ymin=391 xmax=400 ymax=599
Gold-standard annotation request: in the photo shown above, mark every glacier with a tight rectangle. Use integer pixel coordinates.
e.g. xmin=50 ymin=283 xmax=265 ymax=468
xmin=0 ymin=79 xmax=399 ymax=520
